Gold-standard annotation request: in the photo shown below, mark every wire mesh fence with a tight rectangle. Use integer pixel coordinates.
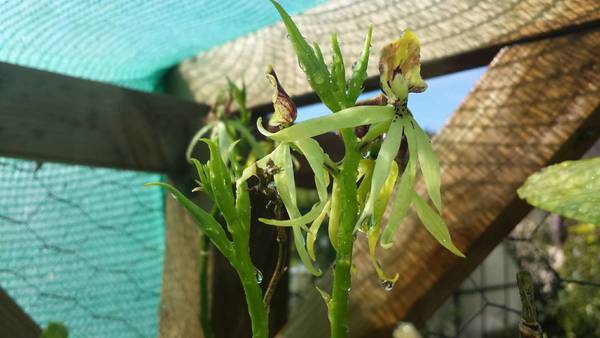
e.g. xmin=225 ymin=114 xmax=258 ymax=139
xmin=423 ymin=207 xmax=600 ymax=338
xmin=0 ymin=157 xmax=164 ymax=337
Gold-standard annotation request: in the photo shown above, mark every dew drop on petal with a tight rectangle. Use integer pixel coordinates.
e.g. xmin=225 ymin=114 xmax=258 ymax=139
xmin=381 ymin=280 xmax=395 ymax=292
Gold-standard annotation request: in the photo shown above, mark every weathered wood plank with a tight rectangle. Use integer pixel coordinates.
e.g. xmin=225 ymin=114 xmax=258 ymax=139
xmin=178 ymin=0 xmax=600 ymax=110
xmin=0 ymin=62 xmax=208 ymax=174
xmin=0 ymin=286 xmax=41 ymax=338
xmin=279 ymin=29 xmax=600 ymax=338
xmin=159 ymin=178 xmax=204 ymax=338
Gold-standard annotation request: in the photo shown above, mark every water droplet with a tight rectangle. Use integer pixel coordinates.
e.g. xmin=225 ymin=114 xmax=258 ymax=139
xmin=170 ymin=193 xmax=178 ymax=201
xmin=381 ymin=280 xmax=395 ymax=292
xmin=255 ymin=269 xmax=263 ymax=284
xmin=314 ymin=73 xmax=326 ymax=85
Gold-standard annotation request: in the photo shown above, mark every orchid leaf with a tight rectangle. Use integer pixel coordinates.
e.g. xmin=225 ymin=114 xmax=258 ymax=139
xmin=146 ymin=182 xmax=233 ymax=258
xmin=412 ymin=192 xmax=464 ymax=257
xmin=331 ymin=33 xmax=346 ymax=103
xmin=200 ymin=139 xmax=239 ymax=230
xmin=212 ymin=122 xmax=233 ymax=164
xmin=186 ymin=121 xmax=217 ymax=162
xmin=517 ymin=157 xmax=600 ymax=225
xmin=228 ymin=119 xmax=266 ymax=158
xmin=413 ymin=117 xmax=442 ymax=212
xmin=270 ymin=0 xmax=338 ymax=111
xmin=257 ymin=105 xmax=394 ymax=142
xmin=347 ymin=26 xmax=373 ymax=105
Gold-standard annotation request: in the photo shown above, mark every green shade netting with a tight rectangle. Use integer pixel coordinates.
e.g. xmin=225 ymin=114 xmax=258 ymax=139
xmin=0 ymin=1 xmax=322 ymax=337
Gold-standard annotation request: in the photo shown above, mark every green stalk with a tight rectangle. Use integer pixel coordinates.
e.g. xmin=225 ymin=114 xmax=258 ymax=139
xmin=235 ymin=246 xmax=269 ymax=338
xmin=329 ymin=128 xmax=361 ymax=338
xmin=198 ymin=233 xmax=214 ymax=338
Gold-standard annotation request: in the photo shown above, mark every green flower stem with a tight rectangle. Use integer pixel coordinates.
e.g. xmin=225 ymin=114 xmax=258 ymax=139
xmin=329 ymin=127 xmax=361 ymax=338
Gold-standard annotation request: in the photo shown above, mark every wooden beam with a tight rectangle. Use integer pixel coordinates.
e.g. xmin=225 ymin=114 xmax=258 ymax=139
xmin=177 ymin=0 xmax=600 ymax=110
xmin=0 ymin=62 xmax=208 ymax=174
xmin=0 ymin=286 xmax=41 ymax=338
xmin=279 ymin=29 xmax=600 ymax=338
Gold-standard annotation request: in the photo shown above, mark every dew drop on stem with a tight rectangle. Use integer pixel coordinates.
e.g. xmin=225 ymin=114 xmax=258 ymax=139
xmin=255 ymin=268 xmax=263 ymax=284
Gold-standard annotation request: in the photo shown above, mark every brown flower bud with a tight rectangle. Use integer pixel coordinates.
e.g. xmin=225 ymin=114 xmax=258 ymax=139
xmin=266 ymin=65 xmax=297 ymax=129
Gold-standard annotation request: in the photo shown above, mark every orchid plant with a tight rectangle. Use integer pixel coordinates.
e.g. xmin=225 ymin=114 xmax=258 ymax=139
xmin=148 ymin=1 xmax=464 ymax=337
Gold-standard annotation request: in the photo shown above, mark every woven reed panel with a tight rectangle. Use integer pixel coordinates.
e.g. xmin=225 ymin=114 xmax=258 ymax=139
xmin=280 ymin=30 xmax=600 ymax=337
xmin=179 ymin=0 xmax=599 ymax=108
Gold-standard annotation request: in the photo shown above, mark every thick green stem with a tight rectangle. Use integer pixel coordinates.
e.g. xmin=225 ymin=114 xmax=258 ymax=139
xmin=329 ymin=128 xmax=361 ymax=338
xmin=235 ymin=245 xmax=269 ymax=338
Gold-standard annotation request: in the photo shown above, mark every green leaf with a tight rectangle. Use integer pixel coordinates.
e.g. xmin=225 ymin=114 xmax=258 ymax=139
xmin=413 ymin=116 xmax=442 ymax=212
xmin=228 ymin=79 xmax=250 ymax=125
xmin=330 ymin=33 xmax=346 ymax=103
xmin=41 ymin=322 xmax=68 ymax=338
xmin=270 ymin=0 xmax=338 ymax=111
xmin=212 ymin=122 xmax=233 ymax=164
xmin=346 ymin=26 xmax=373 ymax=105
xmin=357 ymin=115 xmax=403 ymax=230
xmin=518 ymin=157 xmax=600 ymax=225
xmin=257 ymin=105 xmax=394 ymax=142
xmin=145 ymin=182 xmax=233 ymax=258
xmin=235 ymin=179 xmax=251 ymax=232
xmin=199 ymin=139 xmax=239 ymax=231
xmin=412 ymin=192 xmax=464 ymax=257
xmin=227 ymin=120 xmax=265 ymax=159
xmin=186 ymin=121 xmax=217 ymax=162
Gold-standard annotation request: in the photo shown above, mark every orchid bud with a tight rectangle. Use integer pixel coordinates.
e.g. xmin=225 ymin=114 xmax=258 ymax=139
xmin=266 ymin=65 xmax=297 ymax=129
xmin=379 ymin=29 xmax=427 ymax=102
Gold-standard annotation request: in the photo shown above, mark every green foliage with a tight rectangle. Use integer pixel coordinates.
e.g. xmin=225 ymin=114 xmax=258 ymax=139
xmin=557 ymin=226 xmax=600 ymax=337
xmin=270 ymin=0 xmax=372 ymax=110
xmin=40 ymin=322 xmax=68 ymax=338
xmin=518 ymin=157 xmax=600 ymax=225
xmin=151 ymin=2 xmax=459 ymax=337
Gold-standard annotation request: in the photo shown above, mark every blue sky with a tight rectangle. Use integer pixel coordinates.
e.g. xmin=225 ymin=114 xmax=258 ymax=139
xmin=297 ymin=66 xmax=487 ymax=132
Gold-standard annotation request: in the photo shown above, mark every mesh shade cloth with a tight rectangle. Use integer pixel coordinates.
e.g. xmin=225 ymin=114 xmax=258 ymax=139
xmin=0 ymin=1 xmax=322 ymax=337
